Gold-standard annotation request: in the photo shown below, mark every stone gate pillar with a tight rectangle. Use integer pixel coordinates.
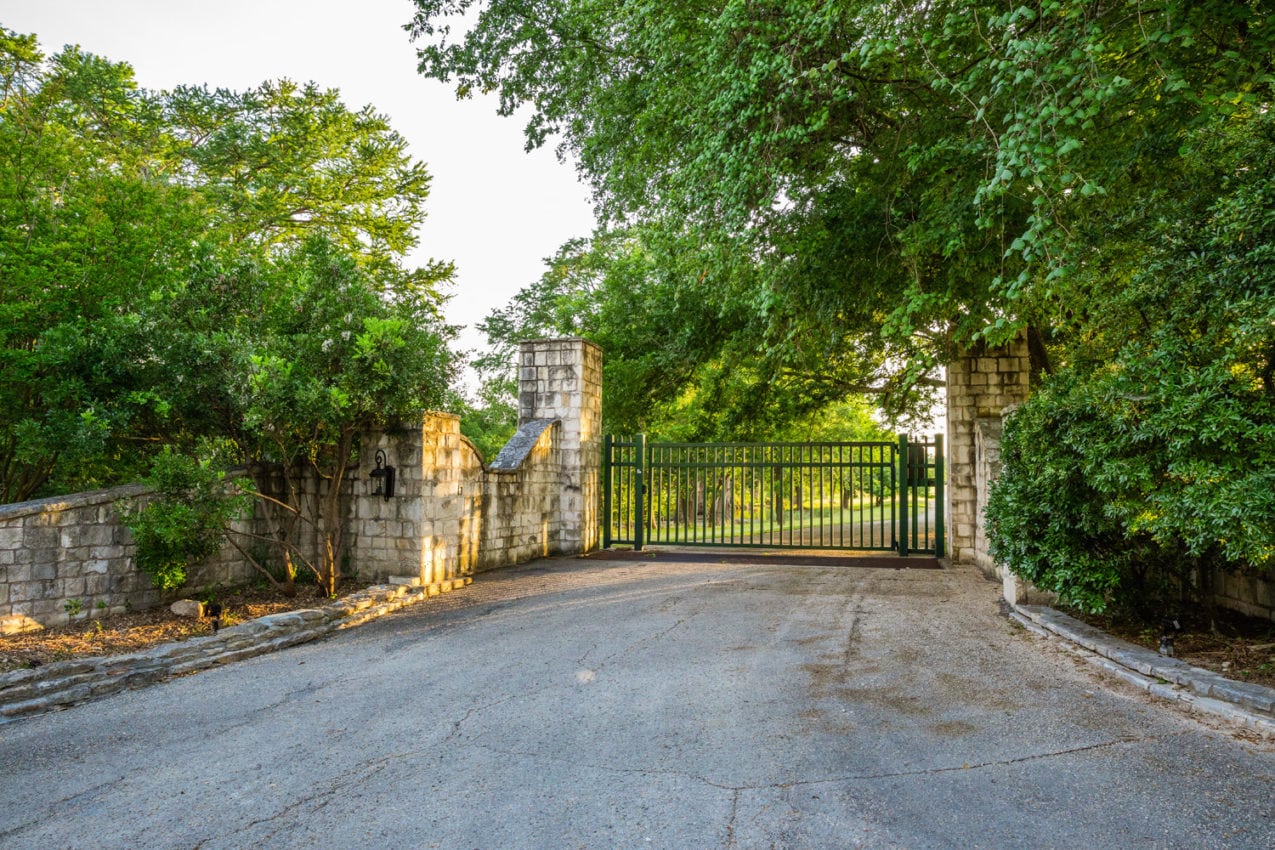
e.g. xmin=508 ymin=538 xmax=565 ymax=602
xmin=945 ymin=337 xmax=1030 ymax=571
xmin=518 ymin=338 xmax=603 ymax=554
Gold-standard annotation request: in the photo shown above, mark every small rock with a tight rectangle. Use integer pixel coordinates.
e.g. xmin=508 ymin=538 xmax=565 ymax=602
xmin=170 ymin=599 xmax=204 ymax=618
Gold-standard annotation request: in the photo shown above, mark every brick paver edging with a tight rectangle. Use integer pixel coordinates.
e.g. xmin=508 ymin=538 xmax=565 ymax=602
xmin=1011 ymin=604 xmax=1275 ymax=737
xmin=0 ymin=578 xmax=472 ymax=723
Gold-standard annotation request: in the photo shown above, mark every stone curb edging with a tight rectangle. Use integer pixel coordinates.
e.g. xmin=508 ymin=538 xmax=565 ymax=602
xmin=0 ymin=577 xmax=472 ymax=723
xmin=1010 ymin=604 xmax=1275 ymax=737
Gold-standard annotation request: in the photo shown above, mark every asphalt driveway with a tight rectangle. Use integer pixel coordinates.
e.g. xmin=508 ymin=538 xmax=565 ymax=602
xmin=1 ymin=553 xmax=1272 ymax=849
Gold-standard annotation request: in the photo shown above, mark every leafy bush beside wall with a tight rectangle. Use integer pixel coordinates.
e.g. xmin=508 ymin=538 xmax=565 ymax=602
xmin=121 ymin=450 xmax=250 ymax=591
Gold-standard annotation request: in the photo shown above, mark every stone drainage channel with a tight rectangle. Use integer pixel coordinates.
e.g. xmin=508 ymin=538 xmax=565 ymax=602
xmin=0 ymin=576 xmax=471 ymax=722
xmin=2 ymin=561 xmax=1273 ymax=739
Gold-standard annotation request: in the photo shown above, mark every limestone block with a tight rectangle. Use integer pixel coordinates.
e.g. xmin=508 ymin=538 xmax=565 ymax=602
xmin=22 ymin=524 xmax=58 ymax=551
xmin=89 ymin=545 xmax=126 ymax=562
xmin=30 ymin=597 xmax=64 ymax=619
xmin=974 ymin=357 xmax=999 ymax=372
xmin=0 ymin=525 xmax=22 ymax=550
xmin=7 ymin=584 xmax=39 ymax=605
xmin=5 ymin=564 xmax=32 ymax=583
xmin=171 ymin=599 xmax=204 ymax=618
xmin=1003 ymin=572 xmax=1057 ymax=606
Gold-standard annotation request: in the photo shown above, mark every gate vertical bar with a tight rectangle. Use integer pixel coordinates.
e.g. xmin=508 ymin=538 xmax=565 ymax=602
xmin=934 ymin=433 xmax=946 ymax=558
xmin=897 ymin=434 xmax=909 ymax=556
xmin=634 ymin=433 xmax=646 ymax=551
xmin=602 ymin=434 xmax=613 ymax=549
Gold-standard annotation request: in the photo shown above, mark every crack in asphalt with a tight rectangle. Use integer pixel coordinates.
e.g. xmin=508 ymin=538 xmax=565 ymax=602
xmin=463 ymin=734 xmax=1152 ymax=798
xmin=771 ymin=736 xmax=1150 ymax=787
xmin=0 ymin=776 xmax=126 ymax=841
xmin=725 ymin=788 xmax=741 ymax=848
xmin=232 ymin=752 xmax=405 ymax=847
xmin=12 ymin=733 xmax=1148 ymax=847
xmin=444 ymin=688 xmax=552 ymax=744
xmin=597 ymin=616 xmax=690 ymax=667
xmin=214 ymin=680 xmax=327 ymax=735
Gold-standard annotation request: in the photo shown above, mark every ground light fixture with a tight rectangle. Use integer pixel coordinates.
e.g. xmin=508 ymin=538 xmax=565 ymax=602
xmin=369 ymin=448 xmax=395 ymax=500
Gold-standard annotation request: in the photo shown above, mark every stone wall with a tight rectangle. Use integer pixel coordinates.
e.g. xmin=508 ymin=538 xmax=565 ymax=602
xmin=0 ymin=486 xmax=256 ymax=635
xmin=0 ymin=338 xmax=604 ymax=635
xmin=349 ymin=338 xmax=602 ymax=584
xmin=945 ymin=337 xmax=1031 ymax=570
xmin=349 ymin=414 xmax=564 ymax=585
xmin=1213 ymin=571 xmax=1275 ymax=622
xmin=972 ymin=415 xmax=1004 ymax=579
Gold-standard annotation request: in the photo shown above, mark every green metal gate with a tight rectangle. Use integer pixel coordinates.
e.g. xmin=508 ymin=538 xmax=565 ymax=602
xmin=602 ymin=435 xmax=944 ymax=556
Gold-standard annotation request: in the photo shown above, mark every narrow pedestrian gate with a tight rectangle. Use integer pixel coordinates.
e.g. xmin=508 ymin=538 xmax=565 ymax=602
xmin=602 ymin=436 xmax=944 ymax=556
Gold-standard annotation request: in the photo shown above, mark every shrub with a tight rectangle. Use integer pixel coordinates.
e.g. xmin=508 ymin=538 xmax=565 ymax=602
xmin=986 ymin=367 xmax=1274 ymax=616
xmin=121 ymin=450 xmax=250 ymax=591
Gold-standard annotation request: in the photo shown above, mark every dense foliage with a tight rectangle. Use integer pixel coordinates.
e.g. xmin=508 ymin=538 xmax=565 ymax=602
xmin=410 ymin=1 xmax=1274 ymax=607
xmin=470 ymin=226 xmax=903 ymax=440
xmin=410 ymin=1 xmax=1266 ymax=400
xmin=1 ymin=30 xmax=458 ymax=593
xmin=987 ymin=111 xmax=1275 ymax=612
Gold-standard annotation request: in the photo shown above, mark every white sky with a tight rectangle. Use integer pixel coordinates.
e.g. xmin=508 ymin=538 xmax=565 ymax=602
xmin=0 ymin=0 xmax=597 ymax=374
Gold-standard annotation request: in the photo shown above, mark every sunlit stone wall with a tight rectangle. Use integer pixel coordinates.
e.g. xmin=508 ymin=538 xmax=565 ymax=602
xmin=349 ymin=338 xmax=603 ymax=586
xmin=518 ymin=338 xmax=603 ymax=554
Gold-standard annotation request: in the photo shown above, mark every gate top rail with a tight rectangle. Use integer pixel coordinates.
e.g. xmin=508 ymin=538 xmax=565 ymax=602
xmin=643 ymin=440 xmax=899 ymax=449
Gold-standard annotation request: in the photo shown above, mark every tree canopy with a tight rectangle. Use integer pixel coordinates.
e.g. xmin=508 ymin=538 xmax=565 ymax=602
xmin=0 ymin=29 xmax=456 ymax=505
xmin=412 ymin=1 xmax=1275 ymax=604
xmin=410 ymin=1 xmax=1271 ymax=407
xmin=1 ymin=29 xmax=459 ymax=593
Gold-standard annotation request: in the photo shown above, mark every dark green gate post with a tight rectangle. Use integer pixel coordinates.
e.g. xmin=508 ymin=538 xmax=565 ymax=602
xmin=934 ymin=434 xmax=945 ymax=558
xmin=601 ymin=434 xmax=613 ymax=549
xmin=897 ymin=434 xmax=909 ymax=557
xmin=634 ymin=433 xmax=646 ymax=551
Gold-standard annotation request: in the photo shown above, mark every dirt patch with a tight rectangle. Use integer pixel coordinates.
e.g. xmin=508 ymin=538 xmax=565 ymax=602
xmin=1069 ymin=606 xmax=1275 ymax=689
xmin=0 ymin=579 xmax=371 ymax=674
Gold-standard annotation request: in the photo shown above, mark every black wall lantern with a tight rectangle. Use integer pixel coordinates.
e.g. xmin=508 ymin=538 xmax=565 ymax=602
xmin=369 ymin=448 xmax=395 ymax=500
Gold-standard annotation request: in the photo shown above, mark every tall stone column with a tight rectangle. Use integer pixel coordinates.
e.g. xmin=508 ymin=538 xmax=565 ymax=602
xmin=945 ymin=337 xmax=1030 ymax=570
xmin=518 ymin=338 xmax=603 ymax=554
